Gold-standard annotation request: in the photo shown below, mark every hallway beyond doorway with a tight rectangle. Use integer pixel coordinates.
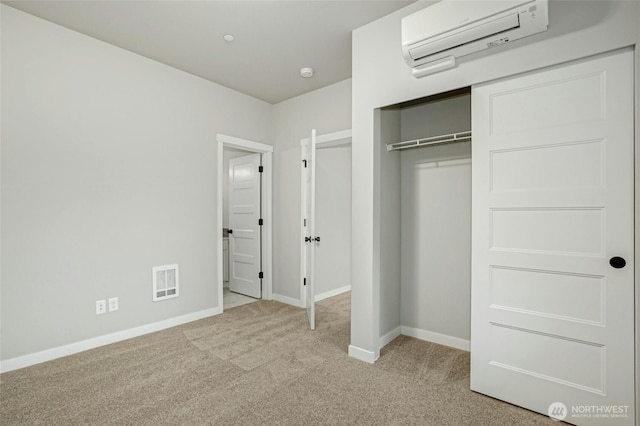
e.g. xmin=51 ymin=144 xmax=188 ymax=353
xmin=223 ymin=287 xmax=258 ymax=309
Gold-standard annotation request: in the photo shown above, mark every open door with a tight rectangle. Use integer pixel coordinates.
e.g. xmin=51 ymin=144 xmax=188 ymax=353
xmin=301 ymin=129 xmax=317 ymax=330
xmin=471 ymin=50 xmax=634 ymax=424
xmin=228 ymin=153 xmax=262 ymax=299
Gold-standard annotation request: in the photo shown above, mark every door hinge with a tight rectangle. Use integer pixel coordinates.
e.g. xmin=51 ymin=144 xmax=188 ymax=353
xmin=258 ymin=218 xmax=263 ymax=226
xmin=302 ymin=159 xmax=307 ymax=168
xmin=304 ymin=218 xmax=307 ymax=227
xmin=303 ymin=277 xmax=306 ymax=286
xmin=259 ymin=271 xmax=264 ymax=279
xmin=258 ymin=165 xmax=264 ymax=173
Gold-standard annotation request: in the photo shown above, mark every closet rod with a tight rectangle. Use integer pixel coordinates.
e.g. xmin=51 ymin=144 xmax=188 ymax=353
xmin=386 ymin=130 xmax=471 ymax=152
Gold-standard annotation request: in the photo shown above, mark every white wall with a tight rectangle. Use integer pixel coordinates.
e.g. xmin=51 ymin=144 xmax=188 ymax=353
xmin=271 ymin=80 xmax=352 ymax=303
xmin=400 ymin=151 xmax=471 ymax=342
xmin=398 ymin=92 xmax=472 ymax=345
xmin=315 ymin=145 xmax=351 ymax=298
xmin=375 ymin=109 xmax=401 ymax=343
xmin=1 ymin=5 xmax=272 ymax=365
xmin=351 ymin=0 xmax=640 ymax=362
xmin=399 ymin=91 xmax=471 ymax=141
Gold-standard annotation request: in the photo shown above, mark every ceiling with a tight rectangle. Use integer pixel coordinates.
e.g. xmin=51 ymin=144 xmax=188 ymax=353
xmin=3 ymin=0 xmax=415 ymax=104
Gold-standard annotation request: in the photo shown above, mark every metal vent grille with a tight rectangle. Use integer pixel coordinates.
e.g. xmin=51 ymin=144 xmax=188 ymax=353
xmin=152 ymin=264 xmax=179 ymax=301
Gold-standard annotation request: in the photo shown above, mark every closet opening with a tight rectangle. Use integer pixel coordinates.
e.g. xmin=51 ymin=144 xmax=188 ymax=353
xmin=377 ymin=86 xmax=473 ymax=351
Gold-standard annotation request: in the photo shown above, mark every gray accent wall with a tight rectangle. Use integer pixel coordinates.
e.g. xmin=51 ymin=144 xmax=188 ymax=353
xmin=1 ymin=6 xmax=272 ymax=362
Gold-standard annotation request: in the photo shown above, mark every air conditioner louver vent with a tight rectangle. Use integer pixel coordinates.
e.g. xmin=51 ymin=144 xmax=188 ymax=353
xmin=401 ymin=0 xmax=548 ymax=78
xmin=408 ymin=13 xmax=521 ymax=62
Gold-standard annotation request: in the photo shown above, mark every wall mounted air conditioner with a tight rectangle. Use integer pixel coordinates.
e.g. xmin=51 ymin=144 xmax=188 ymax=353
xmin=402 ymin=0 xmax=549 ymax=78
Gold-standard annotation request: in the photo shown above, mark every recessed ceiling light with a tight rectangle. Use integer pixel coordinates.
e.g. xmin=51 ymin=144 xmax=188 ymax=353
xmin=300 ymin=67 xmax=314 ymax=78
xmin=223 ymin=34 xmax=234 ymax=42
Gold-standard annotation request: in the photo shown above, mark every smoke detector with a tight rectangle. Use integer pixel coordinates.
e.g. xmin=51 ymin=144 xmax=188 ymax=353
xmin=300 ymin=67 xmax=314 ymax=78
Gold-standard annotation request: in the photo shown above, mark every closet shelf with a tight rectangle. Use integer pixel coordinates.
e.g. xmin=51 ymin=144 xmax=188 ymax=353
xmin=386 ymin=130 xmax=471 ymax=152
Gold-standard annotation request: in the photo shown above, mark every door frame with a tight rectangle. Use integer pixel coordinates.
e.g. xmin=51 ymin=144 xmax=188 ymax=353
xmin=217 ymin=133 xmax=273 ymax=311
xmin=299 ymin=129 xmax=352 ymax=308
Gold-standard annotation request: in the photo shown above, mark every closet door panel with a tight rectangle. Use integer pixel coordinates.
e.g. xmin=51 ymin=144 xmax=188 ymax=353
xmin=489 ymin=139 xmax=604 ymax=192
xmin=471 ymin=49 xmax=634 ymax=425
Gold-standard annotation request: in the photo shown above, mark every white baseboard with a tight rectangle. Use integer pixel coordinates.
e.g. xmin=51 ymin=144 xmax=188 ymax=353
xmin=379 ymin=326 xmax=402 ymax=349
xmin=0 ymin=306 xmax=222 ymax=373
xmin=348 ymin=344 xmax=379 ymax=364
xmin=400 ymin=326 xmax=470 ymax=352
xmin=272 ymin=293 xmax=305 ymax=308
xmin=315 ymin=285 xmax=351 ymax=302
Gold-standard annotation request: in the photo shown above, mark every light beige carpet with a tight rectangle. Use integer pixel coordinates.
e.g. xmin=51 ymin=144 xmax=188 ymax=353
xmin=0 ymin=292 xmax=556 ymax=425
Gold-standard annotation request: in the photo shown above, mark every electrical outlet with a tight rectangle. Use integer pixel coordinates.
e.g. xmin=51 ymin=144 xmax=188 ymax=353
xmin=108 ymin=297 xmax=119 ymax=312
xmin=96 ymin=300 xmax=106 ymax=315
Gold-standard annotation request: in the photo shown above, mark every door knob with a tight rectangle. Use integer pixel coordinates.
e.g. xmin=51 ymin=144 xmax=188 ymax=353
xmin=305 ymin=236 xmax=311 ymax=243
xmin=609 ymin=256 xmax=626 ymax=269
xmin=313 ymin=237 xmax=321 ymax=242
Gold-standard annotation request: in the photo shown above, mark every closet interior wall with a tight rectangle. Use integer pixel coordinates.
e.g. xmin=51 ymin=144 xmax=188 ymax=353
xmin=380 ymin=88 xmax=473 ymax=347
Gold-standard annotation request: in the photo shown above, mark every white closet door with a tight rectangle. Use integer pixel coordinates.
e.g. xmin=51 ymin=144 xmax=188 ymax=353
xmin=228 ymin=153 xmax=262 ymax=299
xmin=301 ymin=129 xmax=317 ymax=330
xmin=471 ymin=49 xmax=634 ymax=424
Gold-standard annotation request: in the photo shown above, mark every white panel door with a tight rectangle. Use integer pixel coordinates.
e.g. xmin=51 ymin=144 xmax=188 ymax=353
xmin=229 ymin=153 xmax=262 ymax=299
xmin=471 ymin=50 xmax=634 ymax=425
xmin=301 ymin=129 xmax=317 ymax=330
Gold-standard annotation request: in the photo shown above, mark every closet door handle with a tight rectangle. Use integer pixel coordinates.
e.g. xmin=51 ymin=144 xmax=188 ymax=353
xmin=609 ymin=256 xmax=626 ymax=269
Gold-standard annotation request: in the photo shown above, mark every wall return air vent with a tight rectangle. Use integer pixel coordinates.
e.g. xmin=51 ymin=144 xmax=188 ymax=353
xmin=153 ymin=264 xmax=179 ymax=301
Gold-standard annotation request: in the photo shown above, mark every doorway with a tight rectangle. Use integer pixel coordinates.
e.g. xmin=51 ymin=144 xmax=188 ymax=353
xmin=300 ymin=129 xmax=352 ymax=330
xmin=217 ymin=134 xmax=273 ymax=312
